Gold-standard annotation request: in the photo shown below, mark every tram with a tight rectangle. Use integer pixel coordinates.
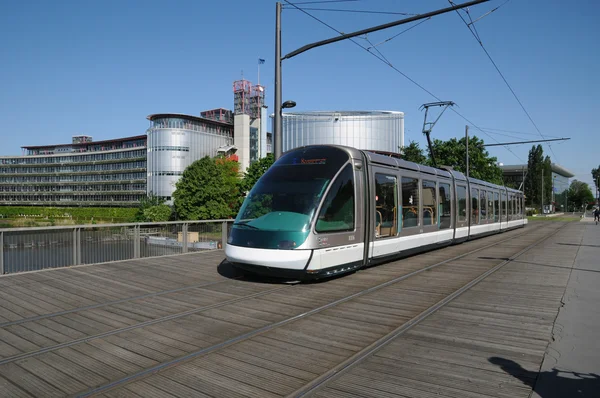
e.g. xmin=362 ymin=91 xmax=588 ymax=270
xmin=226 ymin=145 xmax=526 ymax=279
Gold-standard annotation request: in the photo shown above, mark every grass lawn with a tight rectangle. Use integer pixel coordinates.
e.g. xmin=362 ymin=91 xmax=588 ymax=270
xmin=527 ymin=216 xmax=581 ymax=222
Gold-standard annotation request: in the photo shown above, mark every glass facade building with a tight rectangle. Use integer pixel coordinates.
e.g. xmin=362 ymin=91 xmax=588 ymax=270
xmin=146 ymin=114 xmax=234 ymax=201
xmin=500 ymin=163 xmax=574 ymax=211
xmin=0 ymin=136 xmax=147 ymax=207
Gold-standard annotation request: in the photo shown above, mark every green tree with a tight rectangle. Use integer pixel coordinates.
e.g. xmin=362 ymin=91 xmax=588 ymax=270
xmin=142 ymin=204 xmax=172 ymax=222
xmin=240 ymin=154 xmax=274 ymax=193
xmin=542 ymin=155 xmax=552 ymax=207
xmin=592 ymin=165 xmax=600 ymax=201
xmin=173 ymin=156 xmax=242 ymax=220
xmin=525 ymin=145 xmax=544 ymax=207
xmin=400 ymin=141 xmax=427 ymax=164
xmin=567 ymin=180 xmax=595 ymax=211
xmin=432 ymin=136 xmax=503 ymax=185
xmin=134 ymin=194 xmax=168 ymax=222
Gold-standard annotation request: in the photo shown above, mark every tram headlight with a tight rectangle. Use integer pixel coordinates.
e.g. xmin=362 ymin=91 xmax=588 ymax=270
xmin=277 ymin=240 xmax=297 ymax=250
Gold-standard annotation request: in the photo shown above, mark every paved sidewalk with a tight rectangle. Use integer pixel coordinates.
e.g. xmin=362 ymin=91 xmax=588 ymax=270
xmin=532 ymin=221 xmax=600 ymax=397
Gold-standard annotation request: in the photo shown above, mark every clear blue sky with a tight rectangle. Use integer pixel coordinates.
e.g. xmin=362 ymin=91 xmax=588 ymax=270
xmin=1 ymin=0 xmax=598 ymax=188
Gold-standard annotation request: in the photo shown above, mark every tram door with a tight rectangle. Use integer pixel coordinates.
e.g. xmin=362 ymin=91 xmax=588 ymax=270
xmin=370 ymin=168 xmax=399 ymax=258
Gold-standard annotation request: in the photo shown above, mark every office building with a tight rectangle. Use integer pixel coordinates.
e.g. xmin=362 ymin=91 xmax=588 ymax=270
xmin=0 ymin=135 xmax=147 ymax=206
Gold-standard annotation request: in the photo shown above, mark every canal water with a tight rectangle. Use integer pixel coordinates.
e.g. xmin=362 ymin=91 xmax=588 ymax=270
xmin=3 ymin=239 xmax=193 ymax=274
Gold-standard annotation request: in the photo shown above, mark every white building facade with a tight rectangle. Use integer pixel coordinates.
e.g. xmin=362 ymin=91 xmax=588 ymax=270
xmin=281 ymin=111 xmax=404 ymax=153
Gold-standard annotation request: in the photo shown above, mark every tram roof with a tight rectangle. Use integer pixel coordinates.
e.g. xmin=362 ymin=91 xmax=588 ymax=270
xmin=364 ymin=150 xmax=452 ymax=179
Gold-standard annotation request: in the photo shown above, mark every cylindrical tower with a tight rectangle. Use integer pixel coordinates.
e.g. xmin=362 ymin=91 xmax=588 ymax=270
xmin=281 ymin=111 xmax=404 ymax=153
xmin=146 ymin=114 xmax=234 ymax=202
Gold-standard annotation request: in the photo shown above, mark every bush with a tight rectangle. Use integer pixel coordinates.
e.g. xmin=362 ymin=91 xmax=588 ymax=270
xmin=0 ymin=206 xmax=137 ymax=222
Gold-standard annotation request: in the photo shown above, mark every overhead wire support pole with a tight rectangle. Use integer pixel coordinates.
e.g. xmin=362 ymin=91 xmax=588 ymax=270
xmin=273 ymin=0 xmax=489 ymax=159
xmin=274 ymin=2 xmax=283 ymax=160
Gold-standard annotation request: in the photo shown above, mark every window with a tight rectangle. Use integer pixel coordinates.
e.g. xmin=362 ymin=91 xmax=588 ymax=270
xmin=502 ymin=192 xmax=507 ymax=221
xmin=487 ymin=191 xmax=494 ymax=223
xmin=471 ymin=188 xmax=479 ymax=225
xmin=480 ymin=190 xmax=487 ymax=222
xmin=457 ymin=185 xmax=467 ymax=223
xmin=494 ymin=192 xmax=500 ymax=222
xmin=422 ymin=180 xmax=437 ymax=227
xmin=374 ymin=174 xmax=397 ymax=238
xmin=508 ymin=194 xmax=513 ymax=220
xmin=401 ymin=177 xmax=419 ymax=228
xmin=439 ymin=182 xmax=451 ymax=229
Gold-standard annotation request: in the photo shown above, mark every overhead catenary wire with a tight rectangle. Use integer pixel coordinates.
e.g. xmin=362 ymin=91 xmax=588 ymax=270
xmin=367 ymin=17 xmax=431 ymax=50
xmin=282 ymin=0 xmax=526 ymax=163
xmin=468 ymin=0 xmax=511 ymax=25
xmin=448 ymin=0 xmax=559 ymax=162
xmin=362 ymin=34 xmax=393 ymax=66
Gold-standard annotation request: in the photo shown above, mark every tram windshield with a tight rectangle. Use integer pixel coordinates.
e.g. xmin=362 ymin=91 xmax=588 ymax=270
xmin=230 ymin=146 xmax=350 ymax=249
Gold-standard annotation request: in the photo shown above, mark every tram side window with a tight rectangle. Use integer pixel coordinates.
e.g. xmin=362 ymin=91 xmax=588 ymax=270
xmin=480 ymin=190 xmax=487 ymax=222
xmin=501 ymin=192 xmax=507 ymax=221
xmin=374 ymin=173 xmax=398 ymax=238
xmin=471 ymin=188 xmax=479 ymax=225
xmin=508 ymin=194 xmax=513 ymax=220
xmin=494 ymin=192 xmax=500 ymax=222
xmin=401 ymin=177 xmax=420 ymax=228
xmin=439 ymin=182 xmax=452 ymax=229
xmin=316 ymin=164 xmax=355 ymax=233
xmin=488 ymin=191 xmax=494 ymax=223
xmin=520 ymin=196 xmax=524 ymax=218
xmin=422 ymin=180 xmax=437 ymax=227
xmin=457 ymin=185 xmax=467 ymax=223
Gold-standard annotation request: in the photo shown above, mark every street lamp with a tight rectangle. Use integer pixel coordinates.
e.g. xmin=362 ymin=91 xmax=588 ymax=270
xmin=282 ymin=100 xmax=296 ymax=109
xmin=277 ymin=100 xmax=296 ymax=155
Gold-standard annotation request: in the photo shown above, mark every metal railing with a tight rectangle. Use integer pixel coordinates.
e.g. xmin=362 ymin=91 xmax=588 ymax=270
xmin=0 ymin=220 xmax=233 ymax=275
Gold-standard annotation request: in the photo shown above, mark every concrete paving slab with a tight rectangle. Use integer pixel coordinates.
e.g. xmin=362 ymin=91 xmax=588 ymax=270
xmin=532 ymin=222 xmax=600 ymax=398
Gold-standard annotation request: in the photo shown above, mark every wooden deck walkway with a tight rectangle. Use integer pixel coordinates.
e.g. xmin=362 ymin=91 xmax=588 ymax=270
xmin=0 ymin=221 xmax=582 ymax=397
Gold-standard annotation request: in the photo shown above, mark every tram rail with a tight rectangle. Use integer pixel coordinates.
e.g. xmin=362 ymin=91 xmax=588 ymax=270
xmin=61 ymin=222 xmax=568 ymax=397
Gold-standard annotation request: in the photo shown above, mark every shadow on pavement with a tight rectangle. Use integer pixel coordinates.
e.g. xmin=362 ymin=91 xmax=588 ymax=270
xmin=489 ymin=357 xmax=600 ymax=398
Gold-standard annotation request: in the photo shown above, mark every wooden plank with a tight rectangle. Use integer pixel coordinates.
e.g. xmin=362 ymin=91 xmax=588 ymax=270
xmin=126 ymin=324 xmax=205 ymax=352
xmin=187 ymin=354 xmax=299 ymax=395
xmin=0 ymin=328 xmax=40 ymax=355
xmin=37 ymin=351 xmax=108 ymax=388
xmin=86 ymin=339 xmax=159 ymax=369
xmin=54 ymin=346 xmax=128 ymax=381
xmin=141 ymin=375 xmax=213 ymax=398
xmin=16 ymin=357 xmax=88 ymax=395
xmin=0 ymin=374 xmax=34 ymax=398
xmin=260 ymin=327 xmax=359 ymax=356
xmin=230 ymin=339 xmax=335 ymax=375
xmin=71 ymin=343 xmax=146 ymax=375
xmin=218 ymin=347 xmax=317 ymax=382
xmin=0 ymin=362 xmax=65 ymax=397
xmin=4 ymin=324 xmax=60 ymax=348
xmin=161 ymin=362 xmax=280 ymax=398
xmin=200 ymin=307 xmax=272 ymax=329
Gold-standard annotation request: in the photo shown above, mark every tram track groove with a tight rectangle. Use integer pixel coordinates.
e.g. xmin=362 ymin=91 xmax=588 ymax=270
xmin=73 ymin=224 xmax=556 ymax=397
xmin=289 ymin=222 xmax=570 ymax=398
